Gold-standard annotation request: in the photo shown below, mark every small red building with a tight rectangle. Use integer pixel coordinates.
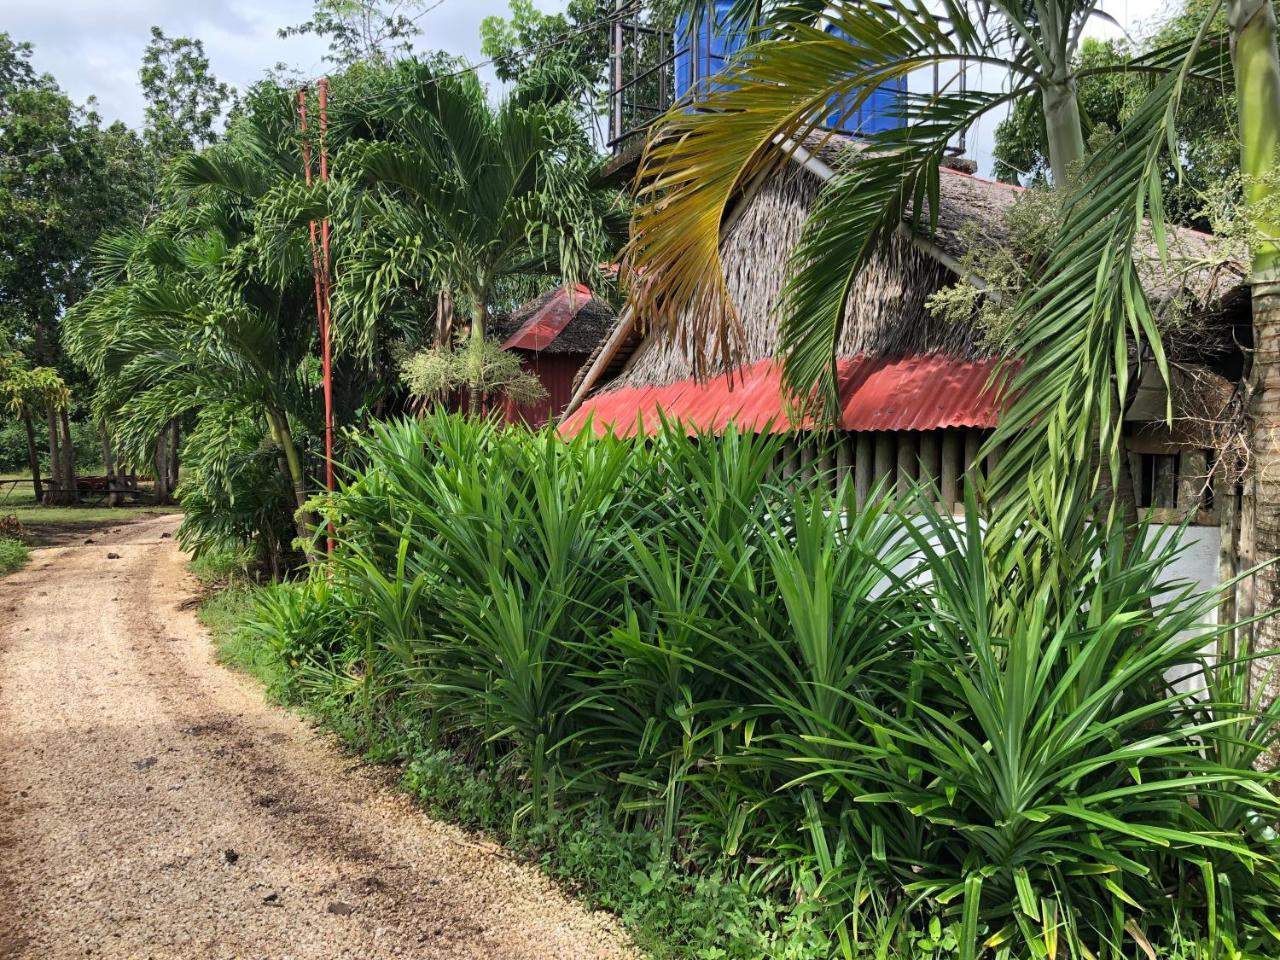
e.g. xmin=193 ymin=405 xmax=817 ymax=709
xmin=494 ymin=283 xmax=616 ymax=428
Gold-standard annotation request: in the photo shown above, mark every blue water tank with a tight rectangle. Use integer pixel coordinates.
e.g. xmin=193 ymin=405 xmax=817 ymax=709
xmin=673 ymin=6 xmax=906 ymax=136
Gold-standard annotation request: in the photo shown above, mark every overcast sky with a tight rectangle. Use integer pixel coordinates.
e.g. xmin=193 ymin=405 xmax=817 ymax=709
xmin=5 ymin=0 xmax=1182 ymax=178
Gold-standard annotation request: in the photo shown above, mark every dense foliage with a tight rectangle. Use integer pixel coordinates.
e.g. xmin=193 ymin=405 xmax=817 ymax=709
xmin=241 ymin=412 xmax=1280 ymax=959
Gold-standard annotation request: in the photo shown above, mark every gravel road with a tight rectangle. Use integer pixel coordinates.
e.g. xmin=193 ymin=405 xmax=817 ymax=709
xmin=0 ymin=514 xmax=637 ymax=959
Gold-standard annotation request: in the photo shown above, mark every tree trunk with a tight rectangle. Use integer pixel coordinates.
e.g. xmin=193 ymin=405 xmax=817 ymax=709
xmin=1226 ymin=0 xmax=1280 ymax=737
xmin=21 ymin=409 xmax=42 ymax=503
xmin=436 ymin=287 xmax=455 ymax=348
xmin=154 ymin=431 xmax=171 ymax=504
xmin=59 ymin=408 xmax=78 ymax=504
xmin=44 ymin=405 xmax=61 ymax=505
xmin=100 ymin=421 xmax=120 ymax=507
xmin=168 ymin=419 xmax=180 ymax=495
xmin=266 ymin=409 xmax=321 ymax=563
xmin=466 ymin=299 xmax=488 ymax=414
xmin=1042 ymin=78 xmax=1087 ymax=187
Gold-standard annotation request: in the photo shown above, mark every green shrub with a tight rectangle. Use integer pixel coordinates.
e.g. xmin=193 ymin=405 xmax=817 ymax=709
xmin=0 ymin=536 xmax=28 ymax=576
xmin=250 ymin=411 xmax=1280 ymax=959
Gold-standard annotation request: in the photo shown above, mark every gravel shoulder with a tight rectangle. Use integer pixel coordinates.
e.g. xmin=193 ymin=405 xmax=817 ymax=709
xmin=0 ymin=514 xmax=636 ymax=959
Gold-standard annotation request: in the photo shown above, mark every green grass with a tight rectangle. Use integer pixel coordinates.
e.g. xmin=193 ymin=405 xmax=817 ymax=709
xmin=0 ymin=537 xmax=29 ymax=577
xmin=200 ymin=582 xmax=294 ymax=698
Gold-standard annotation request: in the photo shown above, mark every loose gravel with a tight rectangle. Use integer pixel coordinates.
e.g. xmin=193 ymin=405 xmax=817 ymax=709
xmin=0 ymin=514 xmax=638 ymax=959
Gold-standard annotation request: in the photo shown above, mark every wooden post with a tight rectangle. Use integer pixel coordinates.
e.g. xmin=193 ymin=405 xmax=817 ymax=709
xmin=896 ymin=432 xmax=916 ymax=501
xmin=835 ymin=433 xmax=852 ymax=493
xmin=963 ymin=429 xmax=982 ymax=485
xmin=873 ymin=432 xmax=893 ymax=502
xmin=941 ymin=430 xmax=961 ymax=513
xmin=1218 ymin=475 xmax=1239 ymax=642
xmin=918 ymin=431 xmax=941 ymax=504
xmin=1153 ymin=455 xmax=1176 ymax=509
xmin=854 ymin=433 xmax=873 ymax=508
xmin=817 ymin=439 xmax=835 ymax=493
xmin=1178 ymin=449 xmax=1208 ymax=520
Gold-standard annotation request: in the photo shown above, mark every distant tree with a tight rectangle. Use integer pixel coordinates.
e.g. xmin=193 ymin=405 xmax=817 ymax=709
xmin=991 ymin=8 xmax=1241 ymax=228
xmin=480 ymin=0 xmax=610 ymax=85
xmin=280 ymin=0 xmax=431 ymax=67
xmin=0 ymin=33 xmax=152 ymax=365
xmin=139 ymin=27 xmax=235 ymax=160
xmin=334 ymin=63 xmax=623 ymax=410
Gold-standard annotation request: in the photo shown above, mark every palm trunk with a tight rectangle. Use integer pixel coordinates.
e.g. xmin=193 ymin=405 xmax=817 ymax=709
xmin=266 ymin=409 xmax=321 ymax=562
xmin=1042 ymin=78 xmax=1087 ymax=187
xmin=467 ymin=299 xmax=488 ymax=414
xmin=1226 ymin=0 xmax=1280 ymax=725
xmin=21 ymin=409 xmax=42 ymax=503
xmin=154 ymin=432 xmax=171 ymax=504
xmin=100 ymin=421 xmax=120 ymax=507
xmin=169 ymin=419 xmax=180 ymax=495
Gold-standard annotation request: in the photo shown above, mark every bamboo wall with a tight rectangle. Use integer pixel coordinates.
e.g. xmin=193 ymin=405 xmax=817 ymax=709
xmin=776 ymin=427 xmax=1220 ymax=528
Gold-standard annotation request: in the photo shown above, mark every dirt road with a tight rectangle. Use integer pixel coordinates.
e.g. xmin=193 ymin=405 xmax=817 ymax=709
xmin=0 ymin=515 xmax=635 ymax=959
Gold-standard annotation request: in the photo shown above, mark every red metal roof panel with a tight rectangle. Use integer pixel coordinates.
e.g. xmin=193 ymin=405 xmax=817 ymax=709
xmin=560 ymin=355 xmax=1010 ymax=436
xmin=502 ymin=283 xmax=593 ymax=352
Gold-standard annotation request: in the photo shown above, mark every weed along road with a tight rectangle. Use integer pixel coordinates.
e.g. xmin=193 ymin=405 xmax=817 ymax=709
xmin=0 ymin=514 xmax=635 ymax=960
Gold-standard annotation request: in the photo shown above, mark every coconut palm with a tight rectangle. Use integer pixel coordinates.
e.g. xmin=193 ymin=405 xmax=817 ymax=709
xmin=334 ymin=61 xmax=624 ymax=410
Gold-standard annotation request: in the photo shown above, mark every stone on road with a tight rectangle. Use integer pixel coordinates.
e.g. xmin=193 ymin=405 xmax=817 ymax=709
xmin=0 ymin=514 xmax=635 ymax=959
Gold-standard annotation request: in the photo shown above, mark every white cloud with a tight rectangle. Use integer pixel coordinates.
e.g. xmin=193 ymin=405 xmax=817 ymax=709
xmin=1 ymin=0 xmax=559 ymax=129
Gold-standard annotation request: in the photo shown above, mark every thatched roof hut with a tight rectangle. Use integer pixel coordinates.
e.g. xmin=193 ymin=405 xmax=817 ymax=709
xmin=560 ymin=136 xmax=1248 ymax=438
xmin=495 ymin=283 xmax=616 ymax=354
xmin=492 ymin=282 xmax=617 ymax=429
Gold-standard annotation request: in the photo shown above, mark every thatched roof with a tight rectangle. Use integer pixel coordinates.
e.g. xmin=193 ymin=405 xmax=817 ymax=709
xmin=494 ymin=283 xmax=616 ymax=355
xmin=583 ymin=141 xmax=1247 ymax=398
xmin=609 ymin=161 xmax=964 ymax=390
xmin=805 ymin=134 xmax=1246 ymax=308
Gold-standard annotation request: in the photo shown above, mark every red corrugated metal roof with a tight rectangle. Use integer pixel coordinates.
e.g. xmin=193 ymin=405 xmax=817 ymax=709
xmin=503 ymin=283 xmax=593 ymax=351
xmin=560 ymin=355 xmax=1011 ymax=436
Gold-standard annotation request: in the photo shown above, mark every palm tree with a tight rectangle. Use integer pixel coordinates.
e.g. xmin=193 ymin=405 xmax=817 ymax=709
xmin=66 ymin=89 xmax=329 ymax=558
xmin=621 ymin=0 xmax=1173 ymax=394
xmin=334 ymin=62 xmax=623 ymax=410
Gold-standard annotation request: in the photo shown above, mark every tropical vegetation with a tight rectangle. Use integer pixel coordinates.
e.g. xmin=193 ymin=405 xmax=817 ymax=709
xmin=230 ymin=412 xmax=1280 ymax=958
xmin=9 ymin=0 xmax=1280 ymax=955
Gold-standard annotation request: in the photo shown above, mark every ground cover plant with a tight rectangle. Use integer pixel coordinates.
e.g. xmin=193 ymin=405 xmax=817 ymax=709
xmin=233 ymin=411 xmax=1280 ymax=960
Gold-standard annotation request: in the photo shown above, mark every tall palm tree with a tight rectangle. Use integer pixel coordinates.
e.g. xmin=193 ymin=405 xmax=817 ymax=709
xmin=66 ymin=89 xmax=328 ymax=557
xmin=334 ymin=62 xmax=624 ymax=410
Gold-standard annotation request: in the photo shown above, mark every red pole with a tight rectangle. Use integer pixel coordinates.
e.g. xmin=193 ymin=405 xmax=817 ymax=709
xmin=297 ymin=84 xmax=335 ymax=557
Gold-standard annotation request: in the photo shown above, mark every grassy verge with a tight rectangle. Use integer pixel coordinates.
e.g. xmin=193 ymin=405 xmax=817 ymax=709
xmin=199 ymin=575 xmax=829 ymax=960
xmin=0 ymin=537 xmax=29 ymax=577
